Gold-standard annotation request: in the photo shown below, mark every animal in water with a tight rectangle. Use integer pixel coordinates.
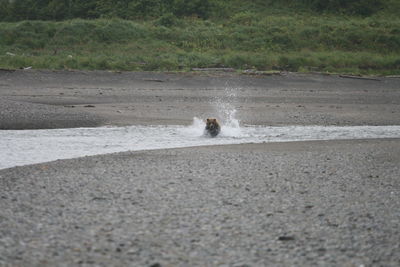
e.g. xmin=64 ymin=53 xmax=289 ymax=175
xmin=205 ymin=118 xmax=221 ymax=137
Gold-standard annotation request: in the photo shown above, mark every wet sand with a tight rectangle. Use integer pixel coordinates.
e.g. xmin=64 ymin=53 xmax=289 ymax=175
xmin=1 ymin=70 xmax=400 ymax=266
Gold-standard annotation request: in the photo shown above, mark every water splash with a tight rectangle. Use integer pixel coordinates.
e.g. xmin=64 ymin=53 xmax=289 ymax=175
xmin=185 ymin=83 xmax=243 ymax=138
xmin=213 ymin=84 xmax=242 ymax=137
xmin=180 ymin=117 xmax=243 ymax=138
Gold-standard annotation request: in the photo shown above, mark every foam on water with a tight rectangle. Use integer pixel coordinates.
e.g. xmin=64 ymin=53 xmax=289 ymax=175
xmin=1 ymin=121 xmax=400 ymax=170
xmin=181 ymin=117 xmax=242 ymax=138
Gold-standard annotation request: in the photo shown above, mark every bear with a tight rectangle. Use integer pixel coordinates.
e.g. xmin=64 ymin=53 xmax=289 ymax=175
xmin=205 ymin=118 xmax=221 ymax=137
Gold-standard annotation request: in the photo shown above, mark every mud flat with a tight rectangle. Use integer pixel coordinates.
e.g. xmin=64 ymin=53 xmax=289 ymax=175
xmin=1 ymin=69 xmax=400 ymax=129
xmin=1 ymin=70 xmax=400 ymax=266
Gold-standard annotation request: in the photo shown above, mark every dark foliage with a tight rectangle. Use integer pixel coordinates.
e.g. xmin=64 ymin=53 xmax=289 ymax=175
xmin=291 ymin=0 xmax=385 ymax=16
xmin=0 ymin=0 xmax=390 ymax=22
xmin=0 ymin=0 xmax=212 ymax=21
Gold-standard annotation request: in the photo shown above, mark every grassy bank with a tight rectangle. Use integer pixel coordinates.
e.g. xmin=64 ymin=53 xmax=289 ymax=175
xmin=1 ymin=14 xmax=400 ymax=75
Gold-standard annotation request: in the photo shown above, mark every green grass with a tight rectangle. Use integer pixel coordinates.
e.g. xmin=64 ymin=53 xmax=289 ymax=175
xmin=1 ymin=15 xmax=400 ymax=75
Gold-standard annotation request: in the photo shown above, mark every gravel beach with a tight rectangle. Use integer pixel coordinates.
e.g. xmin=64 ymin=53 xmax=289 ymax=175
xmin=1 ymin=70 xmax=400 ymax=266
xmin=1 ymin=69 xmax=400 ymax=128
xmin=1 ymin=140 xmax=399 ymax=266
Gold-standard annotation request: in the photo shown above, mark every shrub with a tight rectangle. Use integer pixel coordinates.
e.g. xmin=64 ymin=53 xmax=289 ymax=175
xmin=155 ymin=13 xmax=178 ymax=27
xmin=172 ymin=0 xmax=211 ymax=18
xmin=296 ymin=0 xmax=385 ymax=16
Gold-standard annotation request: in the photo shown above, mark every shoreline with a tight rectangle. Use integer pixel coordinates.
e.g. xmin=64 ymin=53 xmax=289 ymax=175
xmin=1 ymin=137 xmax=400 ymax=171
xmin=3 ymin=67 xmax=400 ymax=78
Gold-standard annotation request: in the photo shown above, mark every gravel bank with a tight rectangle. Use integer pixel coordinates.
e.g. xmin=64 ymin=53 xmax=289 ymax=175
xmin=1 ymin=139 xmax=399 ymax=266
xmin=1 ymin=70 xmax=400 ymax=129
xmin=0 ymin=99 xmax=104 ymax=129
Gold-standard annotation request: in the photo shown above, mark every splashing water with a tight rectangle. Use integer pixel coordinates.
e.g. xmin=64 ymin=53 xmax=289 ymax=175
xmin=213 ymin=84 xmax=242 ymax=137
xmin=1 ymin=121 xmax=400 ymax=170
xmin=184 ymin=117 xmax=243 ymax=138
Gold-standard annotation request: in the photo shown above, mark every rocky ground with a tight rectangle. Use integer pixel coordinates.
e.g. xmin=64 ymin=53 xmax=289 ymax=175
xmin=0 ymin=70 xmax=399 ymax=266
xmin=1 ymin=140 xmax=399 ymax=266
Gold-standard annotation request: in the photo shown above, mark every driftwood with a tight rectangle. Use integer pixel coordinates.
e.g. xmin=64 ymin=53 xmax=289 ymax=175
xmin=339 ymin=74 xmax=381 ymax=81
xmin=242 ymin=69 xmax=282 ymax=76
xmin=191 ymin=67 xmax=235 ymax=72
xmin=143 ymin=79 xmax=165 ymax=82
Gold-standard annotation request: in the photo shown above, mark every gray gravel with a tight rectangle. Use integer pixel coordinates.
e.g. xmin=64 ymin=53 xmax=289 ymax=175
xmin=1 ymin=69 xmax=400 ymax=129
xmin=1 ymin=139 xmax=400 ymax=266
xmin=0 ymin=99 xmax=104 ymax=129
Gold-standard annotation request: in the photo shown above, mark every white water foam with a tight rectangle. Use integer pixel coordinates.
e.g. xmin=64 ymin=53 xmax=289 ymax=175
xmin=1 ymin=119 xmax=400 ymax=170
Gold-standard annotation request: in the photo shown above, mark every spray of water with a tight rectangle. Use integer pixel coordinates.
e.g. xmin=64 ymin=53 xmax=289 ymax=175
xmin=212 ymin=83 xmax=243 ymax=137
xmin=180 ymin=117 xmax=206 ymax=137
xmin=183 ymin=83 xmax=243 ymax=138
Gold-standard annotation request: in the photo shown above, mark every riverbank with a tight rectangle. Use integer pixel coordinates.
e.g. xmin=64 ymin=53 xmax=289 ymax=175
xmin=1 ymin=139 xmax=400 ymax=266
xmin=1 ymin=69 xmax=400 ymax=129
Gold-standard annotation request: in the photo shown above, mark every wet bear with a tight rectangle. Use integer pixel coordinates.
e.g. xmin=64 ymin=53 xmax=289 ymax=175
xmin=205 ymin=118 xmax=221 ymax=137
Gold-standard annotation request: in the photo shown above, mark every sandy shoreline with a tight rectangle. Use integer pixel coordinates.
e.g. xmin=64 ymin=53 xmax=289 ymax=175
xmin=1 ymin=70 xmax=400 ymax=266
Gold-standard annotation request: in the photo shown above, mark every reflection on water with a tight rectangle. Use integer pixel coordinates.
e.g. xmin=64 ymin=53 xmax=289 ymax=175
xmin=1 ymin=118 xmax=400 ymax=169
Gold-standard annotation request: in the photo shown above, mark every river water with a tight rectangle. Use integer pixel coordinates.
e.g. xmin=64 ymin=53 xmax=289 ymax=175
xmin=1 ymin=118 xmax=400 ymax=170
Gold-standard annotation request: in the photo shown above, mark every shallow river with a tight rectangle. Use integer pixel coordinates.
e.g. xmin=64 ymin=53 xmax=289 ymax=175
xmin=1 ymin=118 xmax=400 ymax=170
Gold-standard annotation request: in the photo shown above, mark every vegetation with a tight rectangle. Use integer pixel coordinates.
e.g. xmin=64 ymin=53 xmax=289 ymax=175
xmin=1 ymin=0 xmax=400 ymax=75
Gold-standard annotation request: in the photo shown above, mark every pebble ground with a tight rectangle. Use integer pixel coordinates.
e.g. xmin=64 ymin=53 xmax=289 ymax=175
xmin=1 ymin=140 xmax=399 ymax=266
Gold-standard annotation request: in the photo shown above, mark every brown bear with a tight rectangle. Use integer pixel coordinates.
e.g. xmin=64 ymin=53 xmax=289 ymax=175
xmin=205 ymin=118 xmax=221 ymax=137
